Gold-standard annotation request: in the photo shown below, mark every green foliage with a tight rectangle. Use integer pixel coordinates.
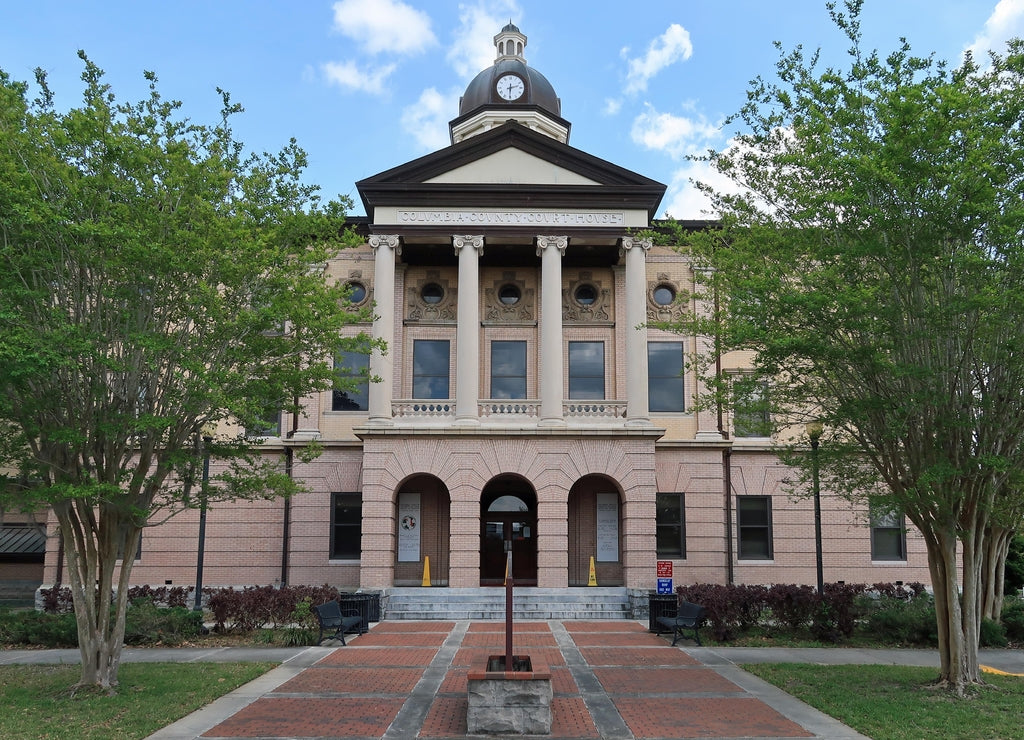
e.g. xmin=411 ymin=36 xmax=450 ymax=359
xmin=999 ymin=597 xmax=1024 ymax=642
xmin=122 ymin=599 xmax=203 ymax=646
xmin=0 ymin=51 xmax=376 ymax=687
xmin=0 ymin=609 xmax=78 ymax=647
xmin=979 ymin=618 xmax=1007 ymax=648
xmin=1004 ymin=535 xmax=1024 ymax=593
xmin=864 ymin=594 xmax=938 ymax=646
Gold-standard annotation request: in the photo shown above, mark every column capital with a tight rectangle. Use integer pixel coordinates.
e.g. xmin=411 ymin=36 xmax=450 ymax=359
xmin=369 ymin=234 xmax=401 ymax=254
xmin=452 ymin=234 xmax=484 ymax=254
xmin=535 ymin=235 xmax=568 ymax=257
xmin=620 ymin=236 xmax=652 ymax=255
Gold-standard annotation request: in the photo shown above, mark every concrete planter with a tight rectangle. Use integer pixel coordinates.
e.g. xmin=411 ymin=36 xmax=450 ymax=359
xmin=466 ymin=655 xmax=552 ymax=735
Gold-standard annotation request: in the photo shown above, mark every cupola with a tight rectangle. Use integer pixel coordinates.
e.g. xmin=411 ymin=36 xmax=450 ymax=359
xmin=450 ymin=24 xmax=570 ymax=145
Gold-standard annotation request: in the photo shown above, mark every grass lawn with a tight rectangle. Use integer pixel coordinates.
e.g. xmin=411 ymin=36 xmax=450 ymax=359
xmin=0 ymin=662 xmax=275 ymax=739
xmin=744 ymin=663 xmax=1024 ymax=740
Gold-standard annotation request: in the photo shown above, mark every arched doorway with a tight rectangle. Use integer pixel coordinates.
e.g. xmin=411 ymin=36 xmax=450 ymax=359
xmin=480 ymin=475 xmax=537 ymax=586
xmin=567 ymin=476 xmax=624 ymax=586
xmin=394 ymin=474 xmax=451 ymax=586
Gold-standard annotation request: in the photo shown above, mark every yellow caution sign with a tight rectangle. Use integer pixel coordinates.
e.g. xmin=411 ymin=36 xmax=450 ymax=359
xmin=588 ymin=556 xmax=598 ymax=586
xmin=421 ymin=556 xmax=431 ymax=587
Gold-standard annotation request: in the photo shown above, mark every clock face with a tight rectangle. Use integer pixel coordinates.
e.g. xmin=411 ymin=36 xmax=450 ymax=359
xmin=495 ymin=74 xmax=525 ymax=101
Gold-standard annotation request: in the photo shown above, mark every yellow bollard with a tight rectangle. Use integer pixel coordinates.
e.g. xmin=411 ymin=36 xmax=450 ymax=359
xmin=588 ymin=556 xmax=598 ymax=586
xmin=421 ymin=555 xmax=431 ymax=587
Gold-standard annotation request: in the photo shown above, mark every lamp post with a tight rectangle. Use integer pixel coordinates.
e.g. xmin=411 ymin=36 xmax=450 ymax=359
xmin=806 ymin=421 xmax=824 ymax=595
xmin=193 ymin=431 xmax=212 ymax=612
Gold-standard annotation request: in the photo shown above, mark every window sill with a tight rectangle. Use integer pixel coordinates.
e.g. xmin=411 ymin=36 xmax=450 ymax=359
xmin=327 ymin=559 xmax=362 ymax=565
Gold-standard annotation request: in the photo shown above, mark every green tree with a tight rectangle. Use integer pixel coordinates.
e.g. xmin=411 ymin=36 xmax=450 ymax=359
xmin=665 ymin=2 xmax=1024 ymax=694
xmin=0 ymin=53 xmax=374 ymax=690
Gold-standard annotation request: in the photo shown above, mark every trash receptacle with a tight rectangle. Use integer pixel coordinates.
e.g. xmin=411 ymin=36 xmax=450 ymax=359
xmin=339 ymin=592 xmax=382 ymax=632
xmin=648 ymin=593 xmax=677 ymax=632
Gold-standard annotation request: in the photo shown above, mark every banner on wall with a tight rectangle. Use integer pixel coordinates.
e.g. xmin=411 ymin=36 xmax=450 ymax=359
xmin=397 ymin=492 xmax=421 ymax=562
xmin=596 ymin=492 xmax=619 ymax=561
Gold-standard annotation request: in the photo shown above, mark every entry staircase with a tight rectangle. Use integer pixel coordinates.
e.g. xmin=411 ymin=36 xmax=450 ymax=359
xmin=383 ymin=586 xmax=631 ymax=620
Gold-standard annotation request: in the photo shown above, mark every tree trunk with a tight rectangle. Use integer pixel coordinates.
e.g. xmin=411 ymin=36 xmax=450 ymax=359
xmin=53 ymin=499 xmax=141 ymax=691
xmin=981 ymin=526 xmax=1013 ymax=621
xmin=926 ymin=529 xmax=982 ymax=695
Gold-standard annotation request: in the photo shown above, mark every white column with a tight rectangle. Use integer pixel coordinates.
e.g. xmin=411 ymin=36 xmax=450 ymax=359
xmin=368 ymin=234 xmax=399 ymax=424
xmin=621 ymin=236 xmax=651 ymax=425
xmin=454 ymin=235 xmax=483 ymax=423
xmin=537 ymin=235 xmax=567 ymax=425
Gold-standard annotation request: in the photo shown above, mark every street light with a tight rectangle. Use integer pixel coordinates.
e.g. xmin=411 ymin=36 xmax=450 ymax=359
xmin=806 ymin=421 xmax=824 ymax=595
xmin=194 ymin=430 xmax=213 ymax=612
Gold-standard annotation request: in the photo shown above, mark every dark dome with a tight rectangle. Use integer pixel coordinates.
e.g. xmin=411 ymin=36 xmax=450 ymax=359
xmin=458 ymin=58 xmax=561 ymax=117
xmin=501 ymin=21 xmax=520 ymax=33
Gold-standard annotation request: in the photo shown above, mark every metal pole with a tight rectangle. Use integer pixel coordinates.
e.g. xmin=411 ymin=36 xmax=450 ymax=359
xmin=194 ymin=434 xmax=211 ymax=611
xmin=505 ymin=550 xmax=513 ymax=672
xmin=811 ymin=434 xmax=824 ymax=595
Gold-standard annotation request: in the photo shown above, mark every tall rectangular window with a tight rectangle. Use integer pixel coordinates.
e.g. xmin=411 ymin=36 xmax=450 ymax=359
xmin=733 ymin=376 xmax=771 ymax=438
xmin=656 ymin=493 xmax=686 ymax=558
xmin=412 ymin=339 xmax=451 ymax=399
xmin=333 ymin=351 xmax=369 ymax=411
xmin=737 ymin=496 xmax=773 ymax=559
xmin=247 ymin=407 xmax=281 ymax=438
xmin=331 ymin=493 xmax=362 ymax=560
xmin=568 ymin=341 xmax=604 ymax=399
xmin=490 ymin=341 xmax=527 ymax=399
xmin=648 ymin=342 xmax=685 ymax=412
xmin=871 ymin=510 xmax=907 ymax=560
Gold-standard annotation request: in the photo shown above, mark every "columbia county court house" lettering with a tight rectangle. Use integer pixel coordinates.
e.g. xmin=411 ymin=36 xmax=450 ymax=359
xmin=397 ymin=210 xmax=625 ymax=226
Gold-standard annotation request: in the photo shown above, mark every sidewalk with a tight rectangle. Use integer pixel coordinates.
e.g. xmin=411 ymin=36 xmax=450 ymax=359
xmin=4 ymin=623 xmax=1023 ymax=739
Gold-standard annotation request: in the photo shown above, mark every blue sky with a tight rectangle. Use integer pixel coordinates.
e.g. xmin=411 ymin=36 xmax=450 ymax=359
xmin=2 ymin=1 xmax=1022 ymax=218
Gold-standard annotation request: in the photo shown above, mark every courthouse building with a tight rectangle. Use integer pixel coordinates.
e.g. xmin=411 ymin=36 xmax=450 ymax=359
xmin=36 ymin=24 xmax=930 ymax=613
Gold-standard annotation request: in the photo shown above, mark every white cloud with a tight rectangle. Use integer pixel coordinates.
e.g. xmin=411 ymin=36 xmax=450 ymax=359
xmin=622 ymin=24 xmax=693 ymax=95
xmin=401 ymin=87 xmax=462 ymax=151
xmin=603 ymin=97 xmax=622 ymax=115
xmin=322 ymin=60 xmax=397 ymax=94
xmin=630 ymin=104 xmax=719 ymax=160
xmin=331 ymin=0 xmax=437 ymax=56
xmin=966 ymin=0 xmax=1024 ymax=60
xmin=447 ymin=0 xmax=522 ymax=79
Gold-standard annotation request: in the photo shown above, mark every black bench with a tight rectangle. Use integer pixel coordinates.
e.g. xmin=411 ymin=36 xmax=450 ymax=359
xmin=654 ymin=600 xmax=706 ymax=646
xmin=313 ymin=600 xmax=364 ymax=645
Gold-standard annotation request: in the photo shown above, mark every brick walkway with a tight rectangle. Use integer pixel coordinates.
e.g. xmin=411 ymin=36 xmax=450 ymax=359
xmin=186 ymin=620 xmax=863 ymax=740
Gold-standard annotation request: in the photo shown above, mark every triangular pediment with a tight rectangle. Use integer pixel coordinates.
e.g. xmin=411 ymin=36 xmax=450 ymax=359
xmin=356 ymin=122 xmax=666 ymax=222
xmin=424 ymin=148 xmax=601 ymax=186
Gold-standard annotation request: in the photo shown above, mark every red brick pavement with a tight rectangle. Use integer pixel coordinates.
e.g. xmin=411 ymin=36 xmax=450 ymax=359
xmin=198 ymin=620 xmax=831 ymax=740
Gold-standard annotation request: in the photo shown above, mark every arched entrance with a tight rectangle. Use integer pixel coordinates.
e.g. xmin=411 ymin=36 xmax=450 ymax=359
xmin=394 ymin=474 xmax=451 ymax=586
xmin=568 ymin=475 xmax=624 ymax=586
xmin=480 ymin=475 xmax=537 ymax=586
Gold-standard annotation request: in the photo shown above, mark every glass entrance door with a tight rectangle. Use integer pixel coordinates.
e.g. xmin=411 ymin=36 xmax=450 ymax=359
xmin=481 ymin=514 xmax=537 ymax=585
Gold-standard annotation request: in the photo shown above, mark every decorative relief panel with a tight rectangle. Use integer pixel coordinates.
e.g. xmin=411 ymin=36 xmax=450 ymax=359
xmin=563 ymin=271 xmax=612 ymax=322
xmin=647 ymin=272 xmax=687 ymax=323
xmin=484 ymin=271 xmax=535 ymax=322
xmin=407 ymin=270 xmax=457 ymax=322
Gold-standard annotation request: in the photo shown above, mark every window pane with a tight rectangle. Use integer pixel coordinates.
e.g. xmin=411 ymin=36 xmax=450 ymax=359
xmin=413 ymin=340 xmax=450 ymax=399
xmin=331 ymin=493 xmax=362 ymax=560
xmin=568 ymin=342 xmax=604 ymax=399
xmin=734 ymin=377 xmax=771 ymax=437
xmin=333 ymin=351 xmax=369 ymax=411
xmin=491 ymin=341 xmax=526 ymax=399
xmin=737 ymin=496 xmax=772 ymax=559
xmin=656 ymin=493 xmax=685 ymax=558
xmin=871 ymin=510 xmax=906 ymax=560
xmin=648 ymin=343 xmax=684 ymax=412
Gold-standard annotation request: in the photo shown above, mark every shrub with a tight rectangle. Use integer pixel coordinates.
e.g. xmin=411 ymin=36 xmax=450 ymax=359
xmin=676 ymin=583 xmax=768 ymax=642
xmin=1001 ymin=597 xmax=1024 ymax=642
xmin=980 ymin=617 xmax=1008 ymax=648
xmin=206 ymin=584 xmax=345 ymax=632
xmin=0 ymin=609 xmax=78 ymax=647
xmin=765 ymin=584 xmax=817 ymax=631
xmin=812 ymin=583 xmax=868 ymax=642
xmin=123 ymin=599 xmax=204 ymax=646
xmin=865 ymin=593 xmax=937 ymax=646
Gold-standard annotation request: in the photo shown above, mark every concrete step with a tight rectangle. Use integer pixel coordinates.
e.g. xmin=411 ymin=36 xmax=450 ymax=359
xmin=383 ymin=587 xmax=631 ymax=620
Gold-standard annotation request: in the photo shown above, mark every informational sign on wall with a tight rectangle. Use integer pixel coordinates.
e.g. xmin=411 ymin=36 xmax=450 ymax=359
xmin=596 ymin=492 xmax=619 ymax=561
xmin=397 ymin=492 xmax=421 ymax=562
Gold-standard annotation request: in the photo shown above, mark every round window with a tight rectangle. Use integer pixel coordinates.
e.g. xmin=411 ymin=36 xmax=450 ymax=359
xmin=346 ymin=281 xmax=367 ymax=304
xmin=652 ymin=284 xmax=675 ymax=306
xmin=574 ymin=284 xmax=597 ymax=306
xmin=498 ymin=284 xmax=521 ymax=305
xmin=421 ymin=283 xmax=444 ymax=304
